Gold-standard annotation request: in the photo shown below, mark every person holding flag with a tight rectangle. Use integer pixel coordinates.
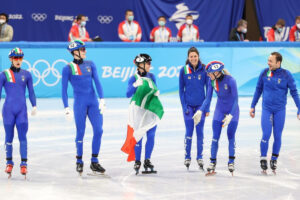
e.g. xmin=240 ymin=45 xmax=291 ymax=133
xmin=0 ymin=47 xmax=37 ymax=178
xmin=121 ymin=53 xmax=163 ymax=175
xmin=62 ymin=40 xmax=106 ymax=176
xmin=250 ymin=52 xmax=300 ymax=174
xmin=193 ymin=61 xmax=239 ymax=176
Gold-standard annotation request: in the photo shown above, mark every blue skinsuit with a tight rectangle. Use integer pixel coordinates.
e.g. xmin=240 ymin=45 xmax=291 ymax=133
xmin=200 ymin=74 xmax=239 ymax=164
xmin=126 ymin=72 xmax=157 ymax=161
xmin=179 ymin=63 xmax=209 ymax=160
xmin=0 ymin=66 xmax=36 ymax=166
xmin=62 ymin=60 xmax=104 ymax=164
xmin=251 ymin=67 xmax=300 ymax=160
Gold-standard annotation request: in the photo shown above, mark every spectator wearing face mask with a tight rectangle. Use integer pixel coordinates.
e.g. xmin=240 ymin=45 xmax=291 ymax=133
xmin=229 ymin=19 xmax=249 ymax=41
xmin=289 ymin=16 xmax=300 ymax=42
xmin=68 ymin=14 xmax=92 ymax=42
xmin=118 ymin=9 xmax=142 ymax=42
xmin=150 ymin=16 xmax=172 ymax=42
xmin=267 ymin=19 xmax=285 ymax=42
xmin=0 ymin=13 xmax=13 ymax=42
xmin=177 ymin=14 xmax=199 ymax=42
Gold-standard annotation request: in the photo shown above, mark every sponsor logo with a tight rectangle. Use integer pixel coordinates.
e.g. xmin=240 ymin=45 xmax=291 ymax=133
xmin=8 ymin=14 xmax=23 ymax=20
xmin=169 ymin=3 xmax=199 ymax=29
xmin=54 ymin=15 xmax=74 ymax=22
xmin=32 ymin=13 xmax=47 ymax=22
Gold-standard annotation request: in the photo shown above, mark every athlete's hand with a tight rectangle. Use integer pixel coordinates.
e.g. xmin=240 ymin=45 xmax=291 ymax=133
xmin=297 ymin=110 xmax=300 ymax=120
xmin=99 ymin=99 xmax=106 ymax=114
xmin=250 ymin=108 xmax=255 ymax=118
xmin=133 ymin=78 xmax=143 ymax=88
xmin=205 ymin=112 xmax=210 ymax=117
xmin=192 ymin=110 xmax=202 ymax=126
xmin=154 ymin=90 xmax=160 ymax=96
xmin=65 ymin=107 xmax=72 ymax=121
xmin=31 ymin=106 xmax=37 ymax=116
xmin=222 ymin=114 xmax=233 ymax=128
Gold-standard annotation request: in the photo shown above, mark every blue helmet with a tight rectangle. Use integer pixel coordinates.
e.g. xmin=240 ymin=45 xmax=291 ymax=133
xmin=205 ymin=61 xmax=224 ymax=73
xmin=8 ymin=47 xmax=24 ymax=58
xmin=67 ymin=40 xmax=85 ymax=52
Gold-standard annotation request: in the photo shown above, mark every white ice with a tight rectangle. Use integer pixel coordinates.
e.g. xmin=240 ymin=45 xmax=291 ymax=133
xmin=0 ymin=96 xmax=299 ymax=200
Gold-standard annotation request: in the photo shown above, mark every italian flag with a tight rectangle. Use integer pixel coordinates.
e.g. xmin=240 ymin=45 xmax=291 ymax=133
xmin=267 ymin=70 xmax=273 ymax=77
xmin=121 ymin=75 xmax=164 ymax=162
xmin=4 ymin=69 xmax=16 ymax=83
xmin=184 ymin=64 xmax=192 ymax=74
xmin=211 ymin=80 xmax=219 ymax=92
xmin=69 ymin=62 xmax=82 ymax=75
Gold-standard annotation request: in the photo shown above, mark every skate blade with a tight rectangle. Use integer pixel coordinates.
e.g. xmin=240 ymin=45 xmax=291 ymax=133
xmin=272 ymin=170 xmax=276 ymax=175
xmin=7 ymin=173 xmax=12 ymax=179
xmin=205 ymin=171 xmax=217 ymax=176
xmin=261 ymin=170 xmax=268 ymax=175
xmin=87 ymin=172 xmax=111 ymax=178
xmin=141 ymin=170 xmax=157 ymax=174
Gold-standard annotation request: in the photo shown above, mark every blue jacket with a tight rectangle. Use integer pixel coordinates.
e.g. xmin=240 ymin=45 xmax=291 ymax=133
xmin=126 ymin=72 xmax=156 ymax=98
xmin=179 ymin=62 xmax=209 ymax=112
xmin=200 ymin=75 xmax=238 ymax=116
xmin=62 ymin=60 xmax=104 ymax=108
xmin=251 ymin=67 xmax=300 ymax=113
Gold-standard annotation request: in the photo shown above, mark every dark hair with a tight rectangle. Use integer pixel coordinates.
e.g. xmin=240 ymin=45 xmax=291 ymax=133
xmin=271 ymin=52 xmax=283 ymax=63
xmin=0 ymin=13 xmax=8 ymax=22
xmin=76 ymin=14 xmax=85 ymax=21
xmin=237 ymin=19 xmax=247 ymax=27
xmin=186 ymin=14 xmax=193 ymax=19
xmin=296 ymin=16 xmax=300 ymax=22
xmin=157 ymin=16 xmax=166 ymax=20
xmin=186 ymin=47 xmax=200 ymax=65
xmin=125 ymin=9 xmax=133 ymax=15
xmin=276 ymin=19 xmax=285 ymax=26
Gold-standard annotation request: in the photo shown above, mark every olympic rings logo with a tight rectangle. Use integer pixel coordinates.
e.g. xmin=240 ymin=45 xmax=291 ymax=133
xmin=97 ymin=15 xmax=113 ymax=24
xmin=22 ymin=59 xmax=67 ymax=87
xmin=31 ymin=13 xmax=47 ymax=22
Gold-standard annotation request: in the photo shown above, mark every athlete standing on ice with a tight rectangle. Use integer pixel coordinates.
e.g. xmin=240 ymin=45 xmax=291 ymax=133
xmin=62 ymin=40 xmax=106 ymax=175
xmin=125 ymin=54 xmax=158 ymax=175
xmin=0 ymin=47 xmax=37 ymax=178
xmin=250 ymin=52 xmax=300 ymax=174
xmin=193 ymin=61 xmax=239 ymax=176
xmin=179 ymin=47 xmax=209 ymax=170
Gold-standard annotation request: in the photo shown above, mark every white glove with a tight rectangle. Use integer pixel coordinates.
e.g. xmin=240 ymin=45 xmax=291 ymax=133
xmin=222 ymin=114 xmax=233 ymax=127
xmin=192 ymin=110 xmax=202 ymax=126
xmin=31 ymin=106 xmax=37 ymax=116
xmin=99 ymin=99 xmax=106 ymax=114
xmin=133 ymin=78 xmax=143 ymax=88
xmin=154 ymin=90 xmax=160 ymax=96
xmin=65 ymin=107 xmax=72 ymax=121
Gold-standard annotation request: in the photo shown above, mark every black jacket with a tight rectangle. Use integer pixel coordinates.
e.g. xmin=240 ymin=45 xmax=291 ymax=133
xmin=229 ymin=28 xmax=246 ymax=41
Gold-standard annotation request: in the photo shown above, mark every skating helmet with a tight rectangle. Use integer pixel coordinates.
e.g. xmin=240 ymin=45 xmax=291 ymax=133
xmin=205 ymin=61 xmax=224 ymax=73
xmin=67 ymin=40 xmax=85 ymax=52
xmin=8 ymin=47 xmax=24 ymax=58
xmin=134 ymin=53 xmax=152 ymax=66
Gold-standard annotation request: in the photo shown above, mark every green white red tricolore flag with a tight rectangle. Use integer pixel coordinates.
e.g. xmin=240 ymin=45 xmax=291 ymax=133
xmin=121 ymin=74 xmax=164 ymax=162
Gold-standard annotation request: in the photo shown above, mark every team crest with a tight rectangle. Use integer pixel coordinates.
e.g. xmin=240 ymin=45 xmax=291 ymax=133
xmin=278 ymin=79 xmax=281 ymax=84
xmin=22 ymin=75 xmax=25 ymax=82
xmin=188 ymin=76 xmax=191 ymax=80
xmin=198 ymin=75 xmax=201 ymax=80
xmin=86 ymin=67 xmax=91 ymax=72
xmin=224 ymin=84 xmax=228 ymax=90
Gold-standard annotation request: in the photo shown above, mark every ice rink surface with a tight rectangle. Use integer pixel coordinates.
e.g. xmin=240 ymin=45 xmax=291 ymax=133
xmin=0 ymin=95 xmax=299 ymax=200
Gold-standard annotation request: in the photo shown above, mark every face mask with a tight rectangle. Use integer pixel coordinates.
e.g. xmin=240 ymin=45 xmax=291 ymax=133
xmin=80 ymin=21 xmax=86 ymax=27
xmin=277 ymin=28 xmax=283 ymax=33
xmin=0 ymin=19 xmax=5 ymax=24
xmin=186 ymin=19 xmax=193 ymax=25
xmin=241 ymin=28 xmax=247 ymax=34
xmin=158 ymin=20 xmax=165 ymax=26
xmin=128 ymin=16 xmax=134 ymax=21
xmin=297 ymin=23 xmax=300 ymax=29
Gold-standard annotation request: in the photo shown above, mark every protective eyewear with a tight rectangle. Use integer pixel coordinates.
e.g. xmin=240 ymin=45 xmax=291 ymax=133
xmin=12 ymin=57 xmax=23 ymax=61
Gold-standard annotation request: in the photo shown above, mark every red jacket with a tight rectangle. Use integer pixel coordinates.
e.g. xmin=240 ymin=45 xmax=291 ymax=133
xmin=267 ymin=28 xmax=275 ymax=41
xmin=68 ymin=24 xmax=90 ymax=42
xmin=289 ymin=25 xmax=300 ymax=41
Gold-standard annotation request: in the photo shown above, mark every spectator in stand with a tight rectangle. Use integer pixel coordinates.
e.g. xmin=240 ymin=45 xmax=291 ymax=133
xmin=229 ymin=19 xmax=249 ymax=41
xmin=177 ymin=14 xmax=199 ymax=42
xmin=118 ymin=10 xmax=142 ymax=42
xmin=289 ymin=16 xmax=300 ymax=42
xmin=267 ymin=19 xmax=285 ymax=42
xmin=68 ymin=14 xmax=92 ymax=42
xmin=150 ymin=16 xmax=172 ymax=42
xmin=0 ymin=13 xmax=13 ymax=42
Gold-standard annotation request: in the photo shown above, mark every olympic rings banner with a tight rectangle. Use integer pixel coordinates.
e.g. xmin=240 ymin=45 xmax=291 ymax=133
xmin=0 ymin=42 xmax=299 ymax=98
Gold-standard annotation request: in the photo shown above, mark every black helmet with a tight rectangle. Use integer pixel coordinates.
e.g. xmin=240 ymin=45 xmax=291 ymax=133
xmin=134 ymin=53 xmax=152 ymax=66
